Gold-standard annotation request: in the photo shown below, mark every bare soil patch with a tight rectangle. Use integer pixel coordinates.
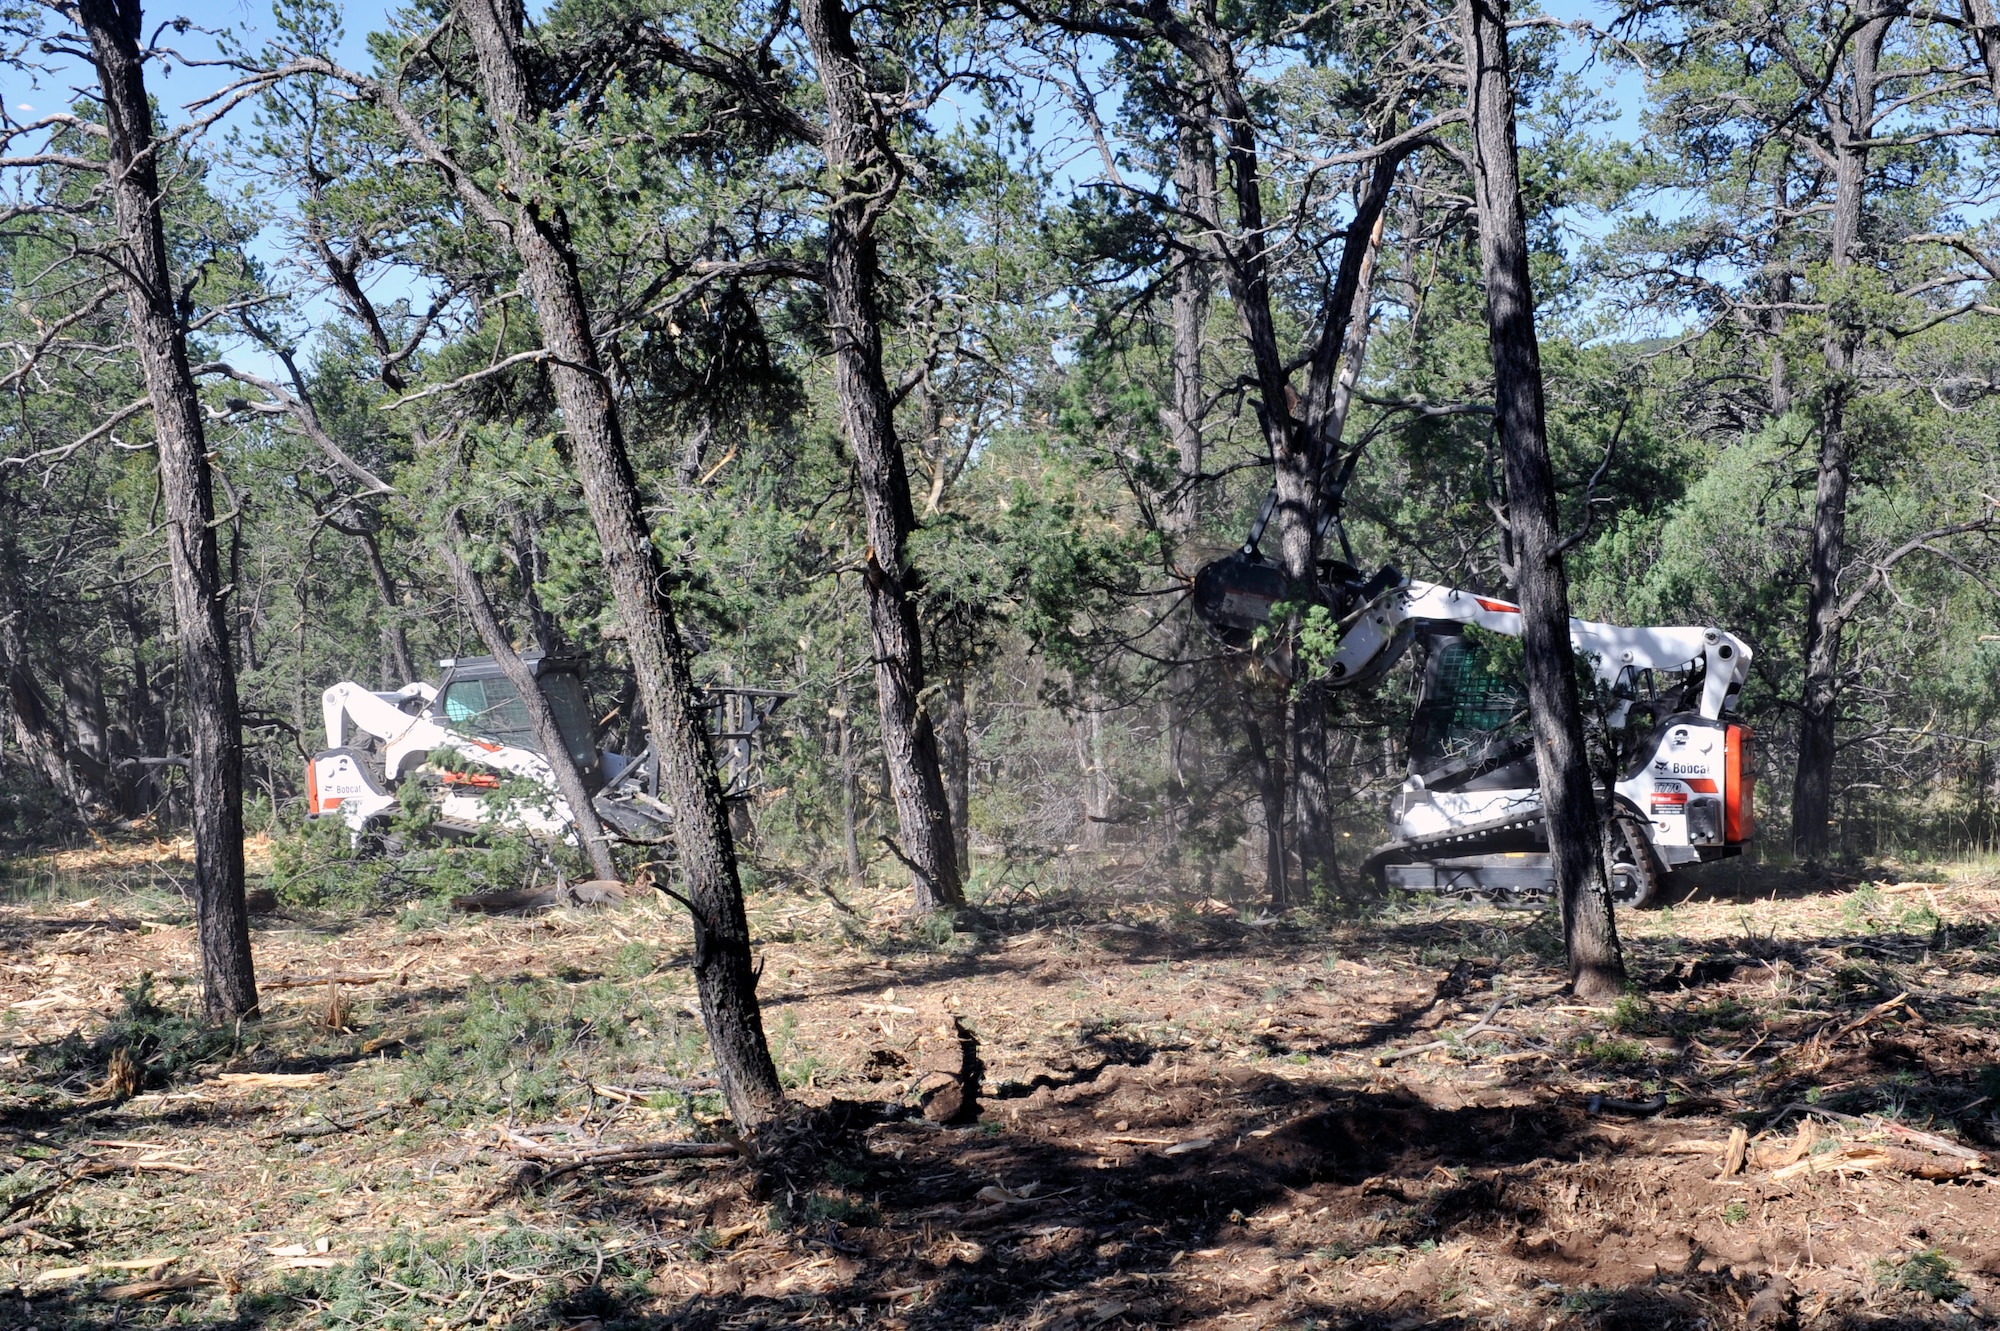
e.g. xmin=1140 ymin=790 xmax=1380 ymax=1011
xmin=2 ymin=855 xmax=1998 ymax=1329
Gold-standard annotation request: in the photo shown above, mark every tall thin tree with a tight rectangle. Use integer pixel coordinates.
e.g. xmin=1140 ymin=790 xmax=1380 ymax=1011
xmin=303 ymin=0 xmax=786 ymax=1127
xmin=799 ymin=0 xmax=964 ymax=909
xmin=1459 ymin=0 xmax=1624 ymax=997
xmin=73 ymin=0 xmax=257 ymax=1019
xmin=1791 ymin=4 xmax=1893 ymax=862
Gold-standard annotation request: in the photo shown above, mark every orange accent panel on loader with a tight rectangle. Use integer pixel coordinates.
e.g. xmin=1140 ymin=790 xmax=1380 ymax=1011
xmin=1725 ymin=725 xmax=1754 ymax=843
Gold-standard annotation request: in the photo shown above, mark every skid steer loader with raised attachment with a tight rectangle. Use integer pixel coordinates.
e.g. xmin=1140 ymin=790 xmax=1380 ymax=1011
xmin=1193 ymin=496 xmax=1754 ymax=908
xmin=305 ymin=653 xmax=786 ymax=846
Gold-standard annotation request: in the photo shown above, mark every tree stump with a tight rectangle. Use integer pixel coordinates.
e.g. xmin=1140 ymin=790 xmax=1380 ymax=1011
xmin=913 ymin=1016 xmax=983 ymax=1123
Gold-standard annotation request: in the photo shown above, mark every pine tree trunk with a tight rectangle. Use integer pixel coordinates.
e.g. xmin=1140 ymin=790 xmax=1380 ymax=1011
xmin=1078 ymin=695 xmax=1109 ymax=850
xmin=0 ymin=579 xmax=79 ymax=813
xmin=438 ymin=511 xmax=618 ymax=883
xmin=78 ymin=0 xmax=257 ymax=1021
xmin=339 ymin=524 xmax=416 ymax=684
xmin=839 ymin=711 xmax=866 ymax=891
xmin=1166 ymin=114 xmax=1213 ymax=542
xmin=506 ymin=508 xmax=563 ymax=655
xmin=1163 ymin=114 xmax=1212 ymax=863
xmin=59 ymin=659 xmax=114 ymax=817
xmin=1966 ymin=0 xmax=2000 ymax=104
xmin=1790 ymin=10 xmax=1888 ymax=864
xmin=1460 ymin=0 xmax=1624 ymax=999
xmin=1293 ymin=191 xmax=1387 ymax=906
xmin=1791 ymin=394 xmax=1850 ymax=862
xmin=799 ymin=0 xmax=962 ymax=910
xmin=832 ymin=643 xmax=867 ymax=891
xmin=937 ymin=672 xmax=971 ymax=877
xmin=455 ymin=0 xmax=782 ymax=1129
xmin=1242 ymin=705 xmax=1288 ymax=906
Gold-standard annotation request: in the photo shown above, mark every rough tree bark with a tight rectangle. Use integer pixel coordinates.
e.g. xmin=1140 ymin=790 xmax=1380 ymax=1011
xmin=77 ymin=0 xmax=257 ymax=1020
xmin=830 ymin=642 xmax=868 ymax=891
xmin=1240 ymin=701 xmax=1287 ymax=907
xmin=1459 ymin=0 xmax=1624 ymax=997
xmin=437 ymin=510 xmax=618 ymax=883
xmin=1791 ymin=8 xmax=1891 ymax=863
xmin=447 ymin=0 xmax=783 ymax=1128
xmin=937 ymin=673 xmax=971 ymax=877
xmin=1165 ymin=108 xmax=1214 ymax=543
xmin=59 ymin=658 xmax=114 ymax=814
xmin=798 ymin=0 xmax=962 ymax=910
xmin=1162 ymin=103 xmax=1214 ymax=857
xmin=0 ymin=571 xmax=80 ymax=811
xmin=505 ymin=508 xmax=563 ymax=655
xmin=1964 ymin=0 xmax=2000 ymax=103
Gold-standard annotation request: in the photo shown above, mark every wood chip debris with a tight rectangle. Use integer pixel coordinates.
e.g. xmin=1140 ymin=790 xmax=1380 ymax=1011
xmin=1721 ymin=1125 xmax=1750 ymax=1178
xmin=207 ymin=1072 xmax=327 ymax=1091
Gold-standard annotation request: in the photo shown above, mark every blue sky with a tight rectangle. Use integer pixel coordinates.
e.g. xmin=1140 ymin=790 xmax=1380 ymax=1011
xmin=0 ymin=0 xmax=1654 ymax=371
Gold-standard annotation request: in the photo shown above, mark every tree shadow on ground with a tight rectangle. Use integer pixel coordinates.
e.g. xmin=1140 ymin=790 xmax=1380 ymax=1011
xmin=492 ymin=1065 xmax=1987 ymax=1330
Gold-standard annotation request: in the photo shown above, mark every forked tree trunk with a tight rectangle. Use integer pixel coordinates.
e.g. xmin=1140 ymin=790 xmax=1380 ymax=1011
xmin=798 ymin=0 xmax=963 ymax=912
xmin=329 ymin=520 xmax=416 ymax=683
xmin=1791 ymin=8 xmax=1890 ymax=864
xmin=78 ymin=0 xmax=257 ymax=1020
xmin=438 ymin=510 xmax=619 ymax=883
xmin=1289 ymin=145 xmax=1406 ymax=898
xmin=455 ymin=0 xmax=782 ymax=1128
xmin=1459 ymin=0 xmax=1624 ymax=998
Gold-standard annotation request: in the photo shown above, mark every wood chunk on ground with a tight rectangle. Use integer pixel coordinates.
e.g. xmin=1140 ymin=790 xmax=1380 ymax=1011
xmin=915 ymin=1016 xmax=983 ymax=1123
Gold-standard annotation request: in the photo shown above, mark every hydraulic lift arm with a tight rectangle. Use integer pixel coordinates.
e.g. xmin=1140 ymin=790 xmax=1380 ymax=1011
xmin=1322 ymin=578 xmax=1752 ymax=719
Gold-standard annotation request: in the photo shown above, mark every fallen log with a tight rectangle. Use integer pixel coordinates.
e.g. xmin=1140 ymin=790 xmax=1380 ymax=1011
xmin=452 ymin=880 xmax=631 ymax=914
xmin=103 ymin=1275 xmax=215 ymax=1301
xmin=493 ymin=1127 xmax=737 ymax=1165
xmin=1771 ymin=1143 xmax=1983 ymax=1182
xmin=259 ymin=970 xmax=406 ymax=990
xmin=1761 ymin=1103 xmax=1988 ymax=1168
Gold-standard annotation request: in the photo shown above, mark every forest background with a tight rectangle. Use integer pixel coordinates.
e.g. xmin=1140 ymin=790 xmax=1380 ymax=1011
xmin=5 ymin=0 xmax=2000 ymax=922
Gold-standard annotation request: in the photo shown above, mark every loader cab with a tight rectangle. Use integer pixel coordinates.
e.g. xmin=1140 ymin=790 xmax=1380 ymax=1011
xmin=1405 ymin=628 xmax=1536 ymax=791
xmin=432 ymin=654 xmax=604 ymax=791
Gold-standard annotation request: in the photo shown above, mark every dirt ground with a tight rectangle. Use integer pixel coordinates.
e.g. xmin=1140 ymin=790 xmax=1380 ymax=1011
xmin=2 ymin=845 xmax=1999 ymax=1330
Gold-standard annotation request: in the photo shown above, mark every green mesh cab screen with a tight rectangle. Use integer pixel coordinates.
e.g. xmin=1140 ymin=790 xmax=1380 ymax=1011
xmin=440 ymin=675 xmax=595 ymax=767
xmin=441 ymin=679 xmax=528 ymax=733
xmin=1408 ymin=634 xmax=1527 ymax=772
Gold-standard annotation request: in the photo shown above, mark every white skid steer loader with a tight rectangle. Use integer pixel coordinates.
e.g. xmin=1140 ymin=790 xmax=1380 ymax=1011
xmin=1194 ymin=494 xmax=1754 ymax=907
xmin=305 ymin=653 xmax=784 ymax=846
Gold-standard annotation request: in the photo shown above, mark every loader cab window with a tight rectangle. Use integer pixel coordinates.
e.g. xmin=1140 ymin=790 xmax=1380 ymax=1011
xmin=438 ymin=670 xmax=597 ymax=771
xmin=1407 ymin=630 xmax=1529 ymax=778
